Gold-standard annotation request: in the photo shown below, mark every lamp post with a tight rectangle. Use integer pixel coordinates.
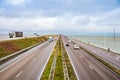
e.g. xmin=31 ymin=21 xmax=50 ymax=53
xmin=114 ymin=27 xmax=115 ymax=41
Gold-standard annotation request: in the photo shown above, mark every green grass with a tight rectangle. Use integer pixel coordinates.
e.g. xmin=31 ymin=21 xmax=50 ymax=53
xmin=54 ymin=40 xmax=64 ymax=80
xmin=61 ymin=40 xmax=77 ymax=80
xmin=41 ymin=38 xmax=64 ymax=80
xmin=54 ymin=39 xmax=64 ymax=80
xmin=40 ymin=48 xmax=57 ymax=80
xmin=40 ymin=38 xmax=59 ymax=80
xmin=0 ymin=36 xmax=48 ymax=58
xmin=0 ymin=46 xmax=9 ymax=57
xmin=41 ymin=37 xmax=77 ymax=80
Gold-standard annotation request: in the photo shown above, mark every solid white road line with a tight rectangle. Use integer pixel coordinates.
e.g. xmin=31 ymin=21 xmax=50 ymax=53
xmin=0 ymin=42 xmax=47 ymax=73
xmin=89 ymin=65 xmax=94 ymax=70
xmin=37 ymin=40 xmax=57 ymax=80
xmin=63 ymin=39 xmax=79 ymax=80
xmin=33 ymin=58 xmax=36 ymax=61
xmin=0 ymin=51 xmax=32 ymax=73
xmin=16 ymin=71 xmax=23 ymax=78
xmin=80 ymin=56 xmax=82 ymax=59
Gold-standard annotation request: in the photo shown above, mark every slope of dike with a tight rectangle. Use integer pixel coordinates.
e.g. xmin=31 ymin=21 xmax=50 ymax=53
xmin=0 ymin=36 xmax=49 ymax=58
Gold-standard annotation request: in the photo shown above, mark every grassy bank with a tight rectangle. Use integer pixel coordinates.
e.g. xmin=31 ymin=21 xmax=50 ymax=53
xmin=0 ymin=36 xmax=48 ymax=58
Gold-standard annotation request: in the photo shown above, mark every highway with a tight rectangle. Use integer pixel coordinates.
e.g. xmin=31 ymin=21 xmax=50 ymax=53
xmin=71 ymin=38 xmax=120 ymax=68
xmin=62 ymin=36 xmax=120 ymax=80
xmin=0 ymin=39 xmax=57 ymax=80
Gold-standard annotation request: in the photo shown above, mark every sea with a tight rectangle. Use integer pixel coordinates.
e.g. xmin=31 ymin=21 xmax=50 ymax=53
xmin=69 ymin=35 xmax=120 ymax=54
xmin=0 ymin=34 xmax=36 ymax=41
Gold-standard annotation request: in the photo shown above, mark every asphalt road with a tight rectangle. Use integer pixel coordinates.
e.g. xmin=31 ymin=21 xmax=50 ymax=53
xmin=0 ymin=39 xmax=57 ymax=80
xmin=71 ymin=38 xmax=120 ymax=68
xmin=62 ymin=36 xmax=120 ymax=80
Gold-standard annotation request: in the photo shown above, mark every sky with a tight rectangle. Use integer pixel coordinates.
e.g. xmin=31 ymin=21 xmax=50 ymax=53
xmin=0 ymin=0 xmax=120 ymax=35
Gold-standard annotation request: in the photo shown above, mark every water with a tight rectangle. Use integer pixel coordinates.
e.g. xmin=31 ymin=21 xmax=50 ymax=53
xmin=0 ymin=34 xmax=9 ymax=40
xmin=0 ymin=34 xmax=37 ymax=41
xmin=69 ymin=36 xmax=120 ymax=54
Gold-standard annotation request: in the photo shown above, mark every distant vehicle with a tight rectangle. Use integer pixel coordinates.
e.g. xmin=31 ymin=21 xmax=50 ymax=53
xmin=49 ymin=37 xmax=53 ymax=42
xmin=9 ymin=31 xmax=23 ymax=38
xmin=66 ymin=43 xmax=69 ymax=46
xmin=9 ymin=32 xmax=14 ymax=38
xmin=68 ymin=40 xmax=71 ymax=43
xmin=74 ymin=44 xmax=79 ymax=50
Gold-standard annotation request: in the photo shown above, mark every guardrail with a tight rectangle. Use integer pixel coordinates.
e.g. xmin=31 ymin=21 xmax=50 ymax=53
xmin=71 ymin=40 xmax=120 ymax=69
xmin=61 ymin=42 xmax=70 ymax=80
xmin=48 ymin=53 xmax=57 ymax=80
xmin=71 ymin=40 xmax=120 ymax=75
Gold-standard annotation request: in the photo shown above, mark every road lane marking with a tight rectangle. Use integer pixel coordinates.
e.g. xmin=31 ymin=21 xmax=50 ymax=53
xmin=16 ymin=71 xmax=23 ymax=78
xmin=0 ymin=41 xmax=48 ymax=73
xmin=0 ymin=52 xmax=31 ymax=73
xmin=0 ymin=58 xmax=22 ymax=73
xmin=37 ymin=40 xmax=58 ymax=80
xmin=33 ymin=58 xmax=36 ymax=61
xmin=89 ymin=65 xmax=94 ymax=70
xmin=80 ymin=56 xmax=82 ymax=59
xmin=63 ymin=39 xmax=80 ymax=80
xmin=86 ymin=60 xmax=90 ymax=64
xmin=117 ymin=56 xmax=120 ymax=61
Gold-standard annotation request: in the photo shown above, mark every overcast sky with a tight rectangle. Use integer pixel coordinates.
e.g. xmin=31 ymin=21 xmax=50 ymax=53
xmin=0 ymin=0 xmax=120 ymax=35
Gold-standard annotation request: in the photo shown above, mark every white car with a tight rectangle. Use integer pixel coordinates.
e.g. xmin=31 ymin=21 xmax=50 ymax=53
xmin=74 ymin=44 xmax=79 ymax=50
xmin=68 ymin=40 xmax=71 ymax=43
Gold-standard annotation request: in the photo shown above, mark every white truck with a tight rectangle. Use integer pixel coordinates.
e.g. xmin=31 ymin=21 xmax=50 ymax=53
xmin=9 ymin=31 xmax=23 ymax=38
xmin=49 ymin=37 xmax=53 ymax=42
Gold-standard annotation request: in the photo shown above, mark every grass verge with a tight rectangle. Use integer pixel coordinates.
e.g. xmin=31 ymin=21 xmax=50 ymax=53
xmin=40 ymin=45 xmax=57 ymax=80
xmin=41 ymin=38 xmax=64 ymax=80
xmin=61 ymin=39 xmax=77 ymax=80
xmin=0 ymin=36 xmax=48 ymax=58
xmin=54 ymin=39 xmax=64 ymax=80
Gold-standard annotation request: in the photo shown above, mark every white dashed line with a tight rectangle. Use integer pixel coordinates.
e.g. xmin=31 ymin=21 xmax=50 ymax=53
xmin=16 ymin=71 xmax=23 ymax=78
xmin=33 ymin=58 xmax=36 ymax=61
xmin=80 ymin=56 xmax=82 ymax=59
xmin=89 ymin=65 xmax=94 ymax=70
xmin=117 ymin=56 xmax=120 ymax=61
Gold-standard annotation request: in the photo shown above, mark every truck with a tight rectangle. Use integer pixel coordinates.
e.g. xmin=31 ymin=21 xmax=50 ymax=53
xmin=49 ymin=37 xmax=53 ymax=42
xmin=9 ymin=31 xmax=23 ymax=38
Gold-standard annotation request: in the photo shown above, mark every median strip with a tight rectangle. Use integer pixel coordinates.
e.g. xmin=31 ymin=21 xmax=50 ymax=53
xmin=40 ymin=38 xmax=59 ymax=80
xmin=40 ymin=37 xmax=77 ymax=80
xmin=61 ymin=38 xmax=77 ymax=80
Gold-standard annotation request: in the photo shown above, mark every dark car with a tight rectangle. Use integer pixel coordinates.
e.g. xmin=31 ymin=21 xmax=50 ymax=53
xmin=66 ymin=43 xmax=69 ymax=46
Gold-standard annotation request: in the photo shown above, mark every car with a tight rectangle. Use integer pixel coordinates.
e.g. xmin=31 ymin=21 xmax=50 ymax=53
xmin=68 ymin=40 xmax=71 ymax=43
xmin=66 ymin=43 xmax=69 ymax=46
xmin=74 ymin=44 xmax=79 ymax=50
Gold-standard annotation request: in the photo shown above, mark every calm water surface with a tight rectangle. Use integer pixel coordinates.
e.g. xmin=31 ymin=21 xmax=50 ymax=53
xmin=69 ymin=36 xmax=120 ymax=54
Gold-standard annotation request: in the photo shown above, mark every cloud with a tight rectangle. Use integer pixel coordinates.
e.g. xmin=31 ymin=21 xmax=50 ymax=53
xmin=0 ymin=7 xmax=120 ymax=34
xmin=5 ymin=0 xmax=31 ymax=5
xmin=96 ymin=8 xmax=120 ymax=26
xmin=0 ymin=17 xmax=57 ymax=31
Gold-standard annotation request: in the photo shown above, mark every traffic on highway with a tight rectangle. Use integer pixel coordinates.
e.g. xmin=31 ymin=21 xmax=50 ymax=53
xmin=0 ymin=35 xmax=120 ymax=80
